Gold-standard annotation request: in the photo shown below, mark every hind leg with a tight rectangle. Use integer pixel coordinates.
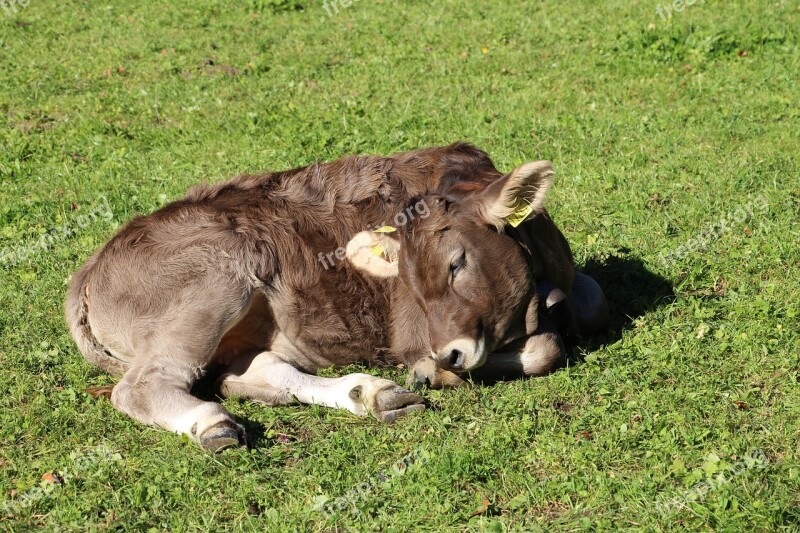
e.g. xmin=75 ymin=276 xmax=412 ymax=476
xmin=100 ymin=282 xmax=254 ymax=452
xmin=112 ymin=360 xmax=244 ymax=452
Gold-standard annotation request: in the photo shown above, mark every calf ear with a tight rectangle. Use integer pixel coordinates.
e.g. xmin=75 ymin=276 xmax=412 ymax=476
xmin=345 ymin=231 xmax=401 ymax=278
xmin=476 ymin=161 xmax=554 ymax=229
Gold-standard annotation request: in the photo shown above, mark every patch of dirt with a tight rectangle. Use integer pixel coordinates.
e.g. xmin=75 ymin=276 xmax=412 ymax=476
xmin=11 ymin=109 xmax=58 ymax=133
xmin=183 ymin=59 xmax=241 ymax=78
xmin=86 ymin=385 xmax=114 ymax=399
xmin=531 ymin=500 xmax=570 ymax=520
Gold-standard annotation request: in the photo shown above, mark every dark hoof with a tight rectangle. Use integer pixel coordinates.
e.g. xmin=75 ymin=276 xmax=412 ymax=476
xmin=372 ymin=385 xmax=426 ymax=423
xmin=407 ymin=358 xmax=470 ymax=390
xmin=536 ymin=283 xmax=570 ymax=334
xmin=376 ymin=403 xmax=426 ymax=423
xmin=376 ymin=386 xmax=424 ymax=412
xmin=409 ymin=369 xmax=432 ymax=391
xmin=199 ymin=422 xmax=244 ymax=453
xmin=545 ymin=288 xmax=568 ymax=309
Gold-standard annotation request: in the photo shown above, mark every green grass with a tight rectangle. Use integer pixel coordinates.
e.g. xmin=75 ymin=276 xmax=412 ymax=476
xmin=1 ymin=0 xmax=799 ymax=530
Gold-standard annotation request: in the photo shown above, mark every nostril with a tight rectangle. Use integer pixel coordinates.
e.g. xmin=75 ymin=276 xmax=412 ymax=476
xmin=448 ymin=349 xmax=464 ymax=369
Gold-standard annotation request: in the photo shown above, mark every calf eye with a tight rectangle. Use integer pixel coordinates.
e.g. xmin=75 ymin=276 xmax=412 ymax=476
xmin=450 ymin=252 xmax=466 ymax=280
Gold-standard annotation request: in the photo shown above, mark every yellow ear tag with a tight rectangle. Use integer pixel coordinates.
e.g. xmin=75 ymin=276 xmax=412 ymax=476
xmin=371 ymin=245 xmax=385 ymax=257
xmin=504 ymin=201 xmax=533 ymax=227
xmin=373 ymin=226 xmax=396 ymax=233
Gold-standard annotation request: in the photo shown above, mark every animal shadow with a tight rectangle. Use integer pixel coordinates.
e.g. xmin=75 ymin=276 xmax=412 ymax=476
xmin=568 ymin=250 xmax=674 ymax=359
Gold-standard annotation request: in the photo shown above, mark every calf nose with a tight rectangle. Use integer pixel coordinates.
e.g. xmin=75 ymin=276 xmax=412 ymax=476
xmin=433 ymin=338 xmax=477 ymax=371
xmin=446 ymin=349 xmax=465 ymax=370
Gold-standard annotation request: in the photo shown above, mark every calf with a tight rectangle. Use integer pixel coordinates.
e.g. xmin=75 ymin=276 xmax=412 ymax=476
xmin=65 ymin=143 xmax=608 ymax=452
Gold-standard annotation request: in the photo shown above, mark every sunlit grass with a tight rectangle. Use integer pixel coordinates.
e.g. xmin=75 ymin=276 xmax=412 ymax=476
xmin=0 ymin=0 xmax=798 ymax=530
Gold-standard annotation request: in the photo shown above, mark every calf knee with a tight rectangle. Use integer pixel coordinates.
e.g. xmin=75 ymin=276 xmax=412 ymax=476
xmin=111 ymin=368 xmax=240 ymax=446
xmin=109 ymin=379 xmax=141 ymax=420
xmin=521 ymin=330 xmax=565 ymax=376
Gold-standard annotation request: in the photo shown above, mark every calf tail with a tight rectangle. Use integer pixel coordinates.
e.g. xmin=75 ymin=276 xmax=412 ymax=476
xmin=65 ymin=253 xmax=128 ymax=377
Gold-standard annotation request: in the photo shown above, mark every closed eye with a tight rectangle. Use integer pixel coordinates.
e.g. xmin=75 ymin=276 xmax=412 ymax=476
xmin=449 ymin=251 xmax=466 ymax=281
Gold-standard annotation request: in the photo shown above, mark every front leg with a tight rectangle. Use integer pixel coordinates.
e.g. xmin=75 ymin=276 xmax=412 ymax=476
xmin=406 ymin=356 xmax=470 ymax=390
xmin=406 ymin=317 xmax=566 ymax=389
xmin=404 ymin=317 xmax=564 ymax=388
xmin=218 ymin=351 xmax=426 ymax=423
xmin=468 ymin=316 xmax=565 ymax=383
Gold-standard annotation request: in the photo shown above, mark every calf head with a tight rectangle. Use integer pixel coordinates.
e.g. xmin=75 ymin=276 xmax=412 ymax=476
xmin=347 ymin=161 xmax=555 ymax=372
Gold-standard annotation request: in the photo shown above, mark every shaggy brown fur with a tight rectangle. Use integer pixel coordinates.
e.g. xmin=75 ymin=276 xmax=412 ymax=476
xmin=65 ymin=142 xmax=608 ymax=451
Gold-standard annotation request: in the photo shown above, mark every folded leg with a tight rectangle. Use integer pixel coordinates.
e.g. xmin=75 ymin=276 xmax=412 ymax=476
xmin=218 ymin=351 xmax=426 ymax=423
xmin=112 ymin=362 xmax=244 ymax=453
xmin=407 ymin=317 xmax=564 ymax=388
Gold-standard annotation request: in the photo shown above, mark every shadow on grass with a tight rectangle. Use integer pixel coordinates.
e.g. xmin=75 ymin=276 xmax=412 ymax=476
xmin=568 ymin=250 xmax=674 ymax=360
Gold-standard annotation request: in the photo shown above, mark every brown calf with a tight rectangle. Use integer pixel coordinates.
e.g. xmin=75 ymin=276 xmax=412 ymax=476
xmin=65 ymin=143 xmax=608 ymax=451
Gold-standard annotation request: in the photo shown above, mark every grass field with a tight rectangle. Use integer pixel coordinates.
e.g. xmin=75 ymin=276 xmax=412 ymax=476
xmin=1 ymin=0 xmax=799 ymax=530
